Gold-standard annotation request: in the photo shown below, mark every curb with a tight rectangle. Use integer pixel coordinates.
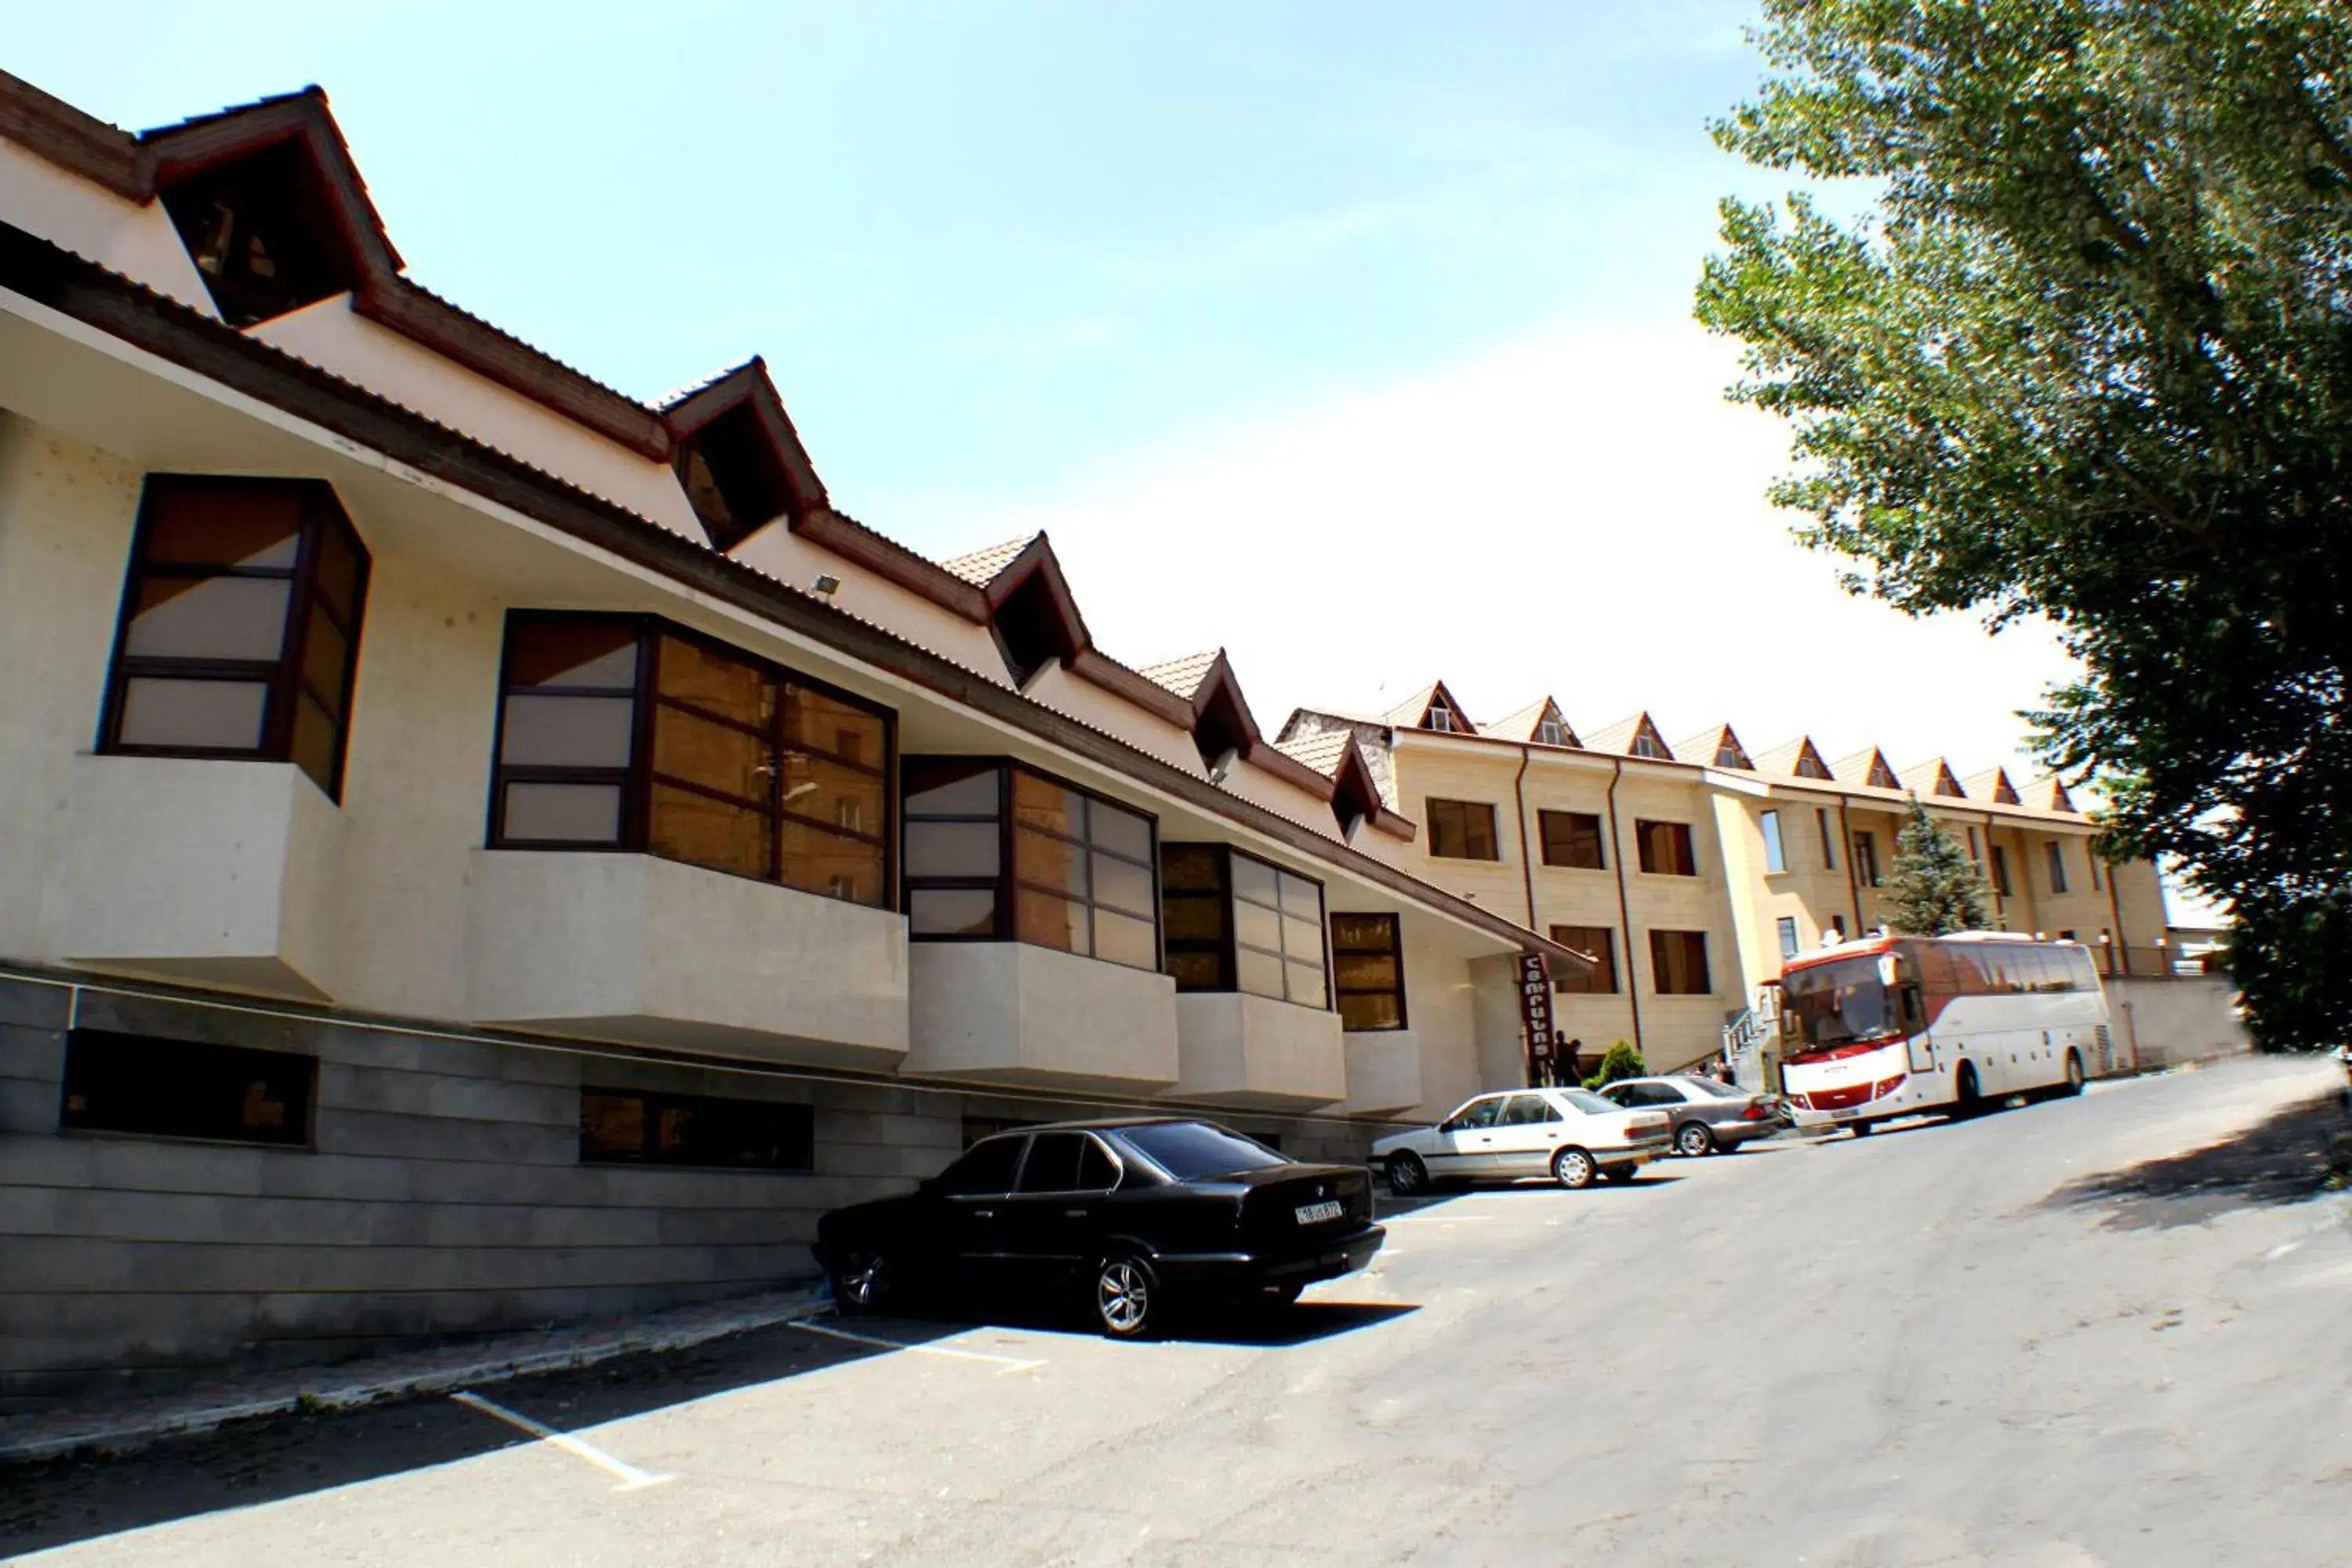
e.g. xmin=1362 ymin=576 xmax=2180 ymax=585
xmin=0 ymin=1281 xmax=831 ymax=1468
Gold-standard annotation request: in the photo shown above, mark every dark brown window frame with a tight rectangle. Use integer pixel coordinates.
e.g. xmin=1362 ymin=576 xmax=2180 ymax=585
xmin=1160 ymin=843 xmax=1331 ymax=1008
xmin=99 ymin=474 xmax=372 ymax=801
xmin=579 ymin=1086 xmax=815 ymax=1171
xmin=1537 ymin=809 xmax=1606 ymax=870
xmin=901 ymin=757 xmax=1163 ymax=972
xmin=1330 ymin=911 xmax=1406 ymax=1031
xmin=1550 ymin=924 xmax=1620 ymax=994
xmin=1648 ymin=928 xmax=1713 ymax=995
xmin=1426 ymin=797 xmax=1501 ymax=862
xmin=488 ymin=610 xmax=895 ymax=906
xmin=1853 ymin=829 xmax=1882 ymax=888
xmin=1634 ymin=818 xmax=1699 ymax=877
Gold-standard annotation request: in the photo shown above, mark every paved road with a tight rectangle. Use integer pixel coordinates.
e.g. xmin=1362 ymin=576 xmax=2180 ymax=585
xmin=6 ymin=1056 xmax=2349 ymax=1566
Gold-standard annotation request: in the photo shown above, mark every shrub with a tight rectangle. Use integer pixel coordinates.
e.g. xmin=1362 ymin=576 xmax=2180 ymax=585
xmin=1581 ymin=1040 xmax=1646 ymax=1091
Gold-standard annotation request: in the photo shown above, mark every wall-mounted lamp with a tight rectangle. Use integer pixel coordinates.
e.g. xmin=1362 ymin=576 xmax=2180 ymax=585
xmin=812 ymin=573 xmax=842 ymax=597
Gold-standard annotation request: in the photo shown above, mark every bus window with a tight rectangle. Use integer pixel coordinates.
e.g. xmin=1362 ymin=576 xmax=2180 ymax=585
xmin=1907 ymin=942 xmax=1959 ymax=997
xmin=1949 ymin=946 xmax=1995 ymax=995
xmin=1781 ymin=956 xmax=1892 ymax=1048
xmin=2065 ymin=948 xmax=2100 ymax=992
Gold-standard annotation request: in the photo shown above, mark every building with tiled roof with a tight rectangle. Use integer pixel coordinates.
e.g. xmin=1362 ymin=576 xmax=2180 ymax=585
xmin=0 ymin=67 xmax=1589 ymax=1404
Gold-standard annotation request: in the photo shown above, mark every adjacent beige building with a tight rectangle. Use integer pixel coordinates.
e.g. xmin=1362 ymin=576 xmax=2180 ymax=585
xmin=1282 ymin=682 xmax=2177 ymax=1075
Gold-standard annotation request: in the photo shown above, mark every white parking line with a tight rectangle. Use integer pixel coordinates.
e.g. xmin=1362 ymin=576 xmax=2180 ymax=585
xmin=448 ymin=1390 xmax=672 ymax=1491
xmin=791 ymin=1318 xmax=1047 ymax=1372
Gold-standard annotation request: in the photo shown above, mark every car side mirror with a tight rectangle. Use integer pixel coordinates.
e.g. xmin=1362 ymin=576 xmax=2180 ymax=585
xmin=1437 ymin=1119 xmax=1459 ymax=1134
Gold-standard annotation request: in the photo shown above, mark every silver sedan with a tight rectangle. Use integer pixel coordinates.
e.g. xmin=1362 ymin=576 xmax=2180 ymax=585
xmin=1599 ymin=1076 xmax=1793 ymax=1157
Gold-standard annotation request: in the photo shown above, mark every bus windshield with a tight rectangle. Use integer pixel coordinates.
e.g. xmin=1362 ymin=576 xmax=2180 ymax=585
xmin=1781 ymin=956 xmax=1893 ymax=1049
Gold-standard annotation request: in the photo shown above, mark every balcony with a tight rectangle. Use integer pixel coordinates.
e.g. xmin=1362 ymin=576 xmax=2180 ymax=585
xmin=1340 ymin=1030 xmax=1422 ymax=1117
xmin=466 ymin=852 xmax=909 ymax=1070
xmin=50 ymin=757 xmax=344 ymax=1000
xmin=904 ymin=942 xmax=1179 ymax=1092
xmin=1168 ymin=992 xmax=1347 ymax=1109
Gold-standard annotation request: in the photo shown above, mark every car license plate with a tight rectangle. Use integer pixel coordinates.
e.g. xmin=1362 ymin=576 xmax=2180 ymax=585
xmin=1294 ymin=1200 xmax=1344 ymax=1225
xmin=1831 ymin=1109 xmax=1859 ymax=1120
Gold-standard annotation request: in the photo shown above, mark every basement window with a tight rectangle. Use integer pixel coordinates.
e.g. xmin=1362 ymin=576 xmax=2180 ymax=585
xmin=581 ymin=1087 xmax=814 ymax=1171
xmin=60 ymin=1030 xmax=316 ymax=1149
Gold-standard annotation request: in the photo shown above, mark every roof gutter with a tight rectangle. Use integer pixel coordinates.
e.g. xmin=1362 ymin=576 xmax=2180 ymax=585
xmin=0 ymin=221 xmax=1579 ymax=969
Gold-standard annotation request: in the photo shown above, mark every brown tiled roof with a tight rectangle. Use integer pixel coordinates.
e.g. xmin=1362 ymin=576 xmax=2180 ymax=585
xmin=1484 ymin=697 xmax=1577 ymax=746
xmin=940 ymin=536 xmax=1035 ymax=587
xmin=1381 ymin=681 xmax=1443 ymax=728
xmin=1273 ymin=729 xmax=1353 ymax=777
xmin=1138 ymin=651 xmax=1223 ymax=702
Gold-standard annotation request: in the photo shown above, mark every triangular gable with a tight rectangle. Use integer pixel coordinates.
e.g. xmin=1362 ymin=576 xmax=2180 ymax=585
xmin=971 ymin=535 xmax=1091 ymax=690
xmin=661 ymin=359 xmax=830 ymax=550
xmin=2040 ymin=777 xmax=2079 ymax=813
xmin=1591 ymin=712 xmax=1674 ymax=761
xmin=1140 ymin=650 xmax=1267 ymax=775
xmin=1383 ymin=680 xmax=1475 ymax=735
xmin=1932 ymin=760 xmax=1966 ymax=799
xmin=1866 ymin=750 xmax=1901 ymax=790
xmin=1487 ymin=697 xmax=1577 ymax=747
xmin=1963 ymin=766 xmax=2023 ymax=805
xmin=1676 ymin=724 xmax=1752 ymax=771
xmin=1792 ymin=738 xmax=1834 ymax=780
xmin=1832 ymin=747 xmax=1904 ymax=790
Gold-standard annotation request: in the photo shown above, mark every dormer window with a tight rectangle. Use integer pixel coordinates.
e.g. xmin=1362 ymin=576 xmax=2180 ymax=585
xmin=1626 ymin=717 xmax=1672 ymax=760
xmin=989 ymin=568 xmax=1081 ymax=689
xmin=673 ymin=401 xmax=797 ymax=551
xmin=159 ymin=140 xmax=363 ymax=328
xmin=1865 ymin=753 xmax=1900 ymax=789
xmin=1794 ymin=742 xmax=1832 ymax=780
xmin=1426 ymin=706 xmax=1456 ymax=732
xmin=1535 ymin=718 xmax=1567 ymax=746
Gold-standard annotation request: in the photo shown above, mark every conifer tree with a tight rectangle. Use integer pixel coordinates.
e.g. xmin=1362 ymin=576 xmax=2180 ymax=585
xmin=1883 ymin=801 xmax=1991 ymax=937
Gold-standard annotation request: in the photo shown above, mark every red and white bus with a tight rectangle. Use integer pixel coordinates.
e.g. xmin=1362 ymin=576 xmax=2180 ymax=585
xmin=1774 ymin=933 xmax=2111 ymax=1134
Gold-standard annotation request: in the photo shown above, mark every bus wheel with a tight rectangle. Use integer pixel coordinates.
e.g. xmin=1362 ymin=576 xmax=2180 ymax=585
xmin=1953 ymin=1062 xmax=1982 ymax=1118
xmin=1848 ymin=1120 xmax=1874 ymax=1138
xmin=2062 ymin=1050 xmax=2085 ymax=1097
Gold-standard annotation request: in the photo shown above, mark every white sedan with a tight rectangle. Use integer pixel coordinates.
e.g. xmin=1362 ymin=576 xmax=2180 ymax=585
xmin=1372 ymin=1087 xmax=1672 ymax=1193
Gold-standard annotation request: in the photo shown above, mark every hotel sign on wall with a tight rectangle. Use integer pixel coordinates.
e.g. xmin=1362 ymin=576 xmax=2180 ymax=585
xmin=1518 ymin=953 xmax=1554 ymax=1069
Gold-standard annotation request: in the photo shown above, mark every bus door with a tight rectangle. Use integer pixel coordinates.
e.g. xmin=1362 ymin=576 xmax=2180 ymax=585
xmin=1896 ymin=966 xmax=1936 ymax=1076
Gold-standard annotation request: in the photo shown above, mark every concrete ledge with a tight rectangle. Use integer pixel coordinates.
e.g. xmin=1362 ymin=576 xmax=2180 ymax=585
xmin=0 ymin=1280 xmax=828 ymax=1467
xmin=1171 ymin=992 xmax=1346 ymax=1109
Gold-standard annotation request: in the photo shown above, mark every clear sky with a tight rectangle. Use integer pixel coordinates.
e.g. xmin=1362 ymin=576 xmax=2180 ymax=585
xmin=13 ymin=1 xmax=2081 ymax=784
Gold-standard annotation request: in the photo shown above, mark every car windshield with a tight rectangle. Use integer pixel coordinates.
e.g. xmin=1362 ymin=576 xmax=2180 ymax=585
xmin=1781 ymin=956 xmax=1892 ymax=1048
xmin=1111 ymin=1123 xmax=1288 ymax=1180
xmin=1559 ymin=1090 xmax=1620 ymax=1116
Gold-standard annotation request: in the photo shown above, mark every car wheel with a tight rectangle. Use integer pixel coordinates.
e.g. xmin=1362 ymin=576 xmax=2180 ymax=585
xmin=1385 ymin=1152 xmax=1430 ymax=1196
xmin=1095 ymin=1252 xmax=1160 ymax=1340
xmin=2062 ymin=1050 xmax=2085 ymax=1096
xmin=1675 ymin=1122 xmax=1716 ymax=1158
xmin=1953 ymin=1062 xmax=1982 ymax=1118
xmin=1551 ymin=1146 xmax=1598 ymax=1189
xmin=832 ymin=1248 xmax=891 ymax=1314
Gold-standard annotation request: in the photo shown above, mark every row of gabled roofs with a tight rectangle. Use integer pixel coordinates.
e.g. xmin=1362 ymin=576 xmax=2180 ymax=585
xmin=0 ymin=70 xmax=1419 ymax=850
xmin=1289 ymin=679 xmax=2089 ymax=820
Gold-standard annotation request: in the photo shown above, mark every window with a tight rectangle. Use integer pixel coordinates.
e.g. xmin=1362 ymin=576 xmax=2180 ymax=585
xmin=1989 ymin=844 xmax=2013 ymax=898
xmin=1795 ymin=743 xmax=1832 ymax=780
xmin=1777 ymin=916 xmax=1801 ymax=959
xmin=1635 ymin=820 xmax=1697 ymax=877
xmin=1817 ymin=808 xmax=1837 ymax=870
xmin=1627 ymin=719 xmax=1671 ymax=760
xmin=1426 ymin=798 xmax=1500 ymax=861
xmin=101 ymin=476 xmax=371 ymax=799
xmin=2089 ymin=853 xmax=2104 ymax=892
xmin=1830 ymin=914 xmax=1848 ymax=940
xmin=492 ymin=614 xmax=892 ymax=904
xmin=580 ymin=1087 xmax=814 ymax=1170
xmin=1761 ymin=810 xmax=1787 ymax=873
xmin=1109 ymin=1122 xmax=1287 ymax=1179
xmin=1549 ymin=925 xmax=1618 ymax=994
xmin=1444 ymin=1097 xmax=1506 ymax=1130
xmin=1537 ymin=810 xmax=1606 ymax=869
xmin=938 ymin=1136 xmax=1025 ymax=1195
xmin=1331 ymin=913 xmax=1406 ymax=1031
xmin=1966 ymin=826 xmax=1983 ymax=862
xmin=60 ymin=1030 xmax=315 ymax=1147
xmin=1853 ymin=830 xmax=1882 ymax=888
xmin=1535 ymin=717 xmax=1569 ymax=746
xmin=2045 ymin=841 xmax=2070 ymax=895
xmin=1160 ymin=844 xmax=1328 ymax=1006
xmin=159 ymin=140 xmax=365 ymax=327
xmin=1498 ymin=1093 xmax=1560 ymax=1126
xmin=672 ymin=401 xmax=797 ymax=551
xmin=902 ymin=759 xmax=1159 ymax=970
xmin=1015 ymin=1131 xmax=1119 ymax=1192
xmin=1425 ymin=705 xmax=1457 ymax=732
xmin=1650 ymin=929 xmax=1712 ymax=995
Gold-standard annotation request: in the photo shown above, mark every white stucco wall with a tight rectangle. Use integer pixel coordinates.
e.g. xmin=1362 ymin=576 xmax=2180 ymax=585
xmin=905 ymin=942 xmax=1180 ymax=1090
xmin=1168 ymin=992 xmax=1346 ymax=1108
xmin=1341 ymin=1030 xmax=1421 ymax=1116
xmin=48 ymin=756 xmax=343 ymax=1000
xmin=731 ymin=526 xmax=1013 ymax=689
xmin=2108 ymin=976 xmax=2252 ymax=1071
xmin=468 ymin=851 xmax=910 ymax=1069
xmin=0 ymin=140 xmax=218 ymax=317
xmin=249 ymin=298 xmax=706 ymax=540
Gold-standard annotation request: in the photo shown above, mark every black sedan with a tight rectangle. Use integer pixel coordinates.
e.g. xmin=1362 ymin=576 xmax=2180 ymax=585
xmin=815 ymin=1118 xmax=1384 ymax=1338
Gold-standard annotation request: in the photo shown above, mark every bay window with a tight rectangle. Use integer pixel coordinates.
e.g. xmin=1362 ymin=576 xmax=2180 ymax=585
xmin=902 ymin=758 xmax=1160 ymax=971
xmin=490 ymin=612 xmax=891 ymax=905
xmin=100 ymin=475 xmax=370 ymax=799
xmin=1160 ymin=844 xmax=1330 ymax=1007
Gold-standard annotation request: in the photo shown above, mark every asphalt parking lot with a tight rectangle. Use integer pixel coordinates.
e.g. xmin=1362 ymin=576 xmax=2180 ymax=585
xmin=5 ymin=1054 xmax=2349 ymax=1567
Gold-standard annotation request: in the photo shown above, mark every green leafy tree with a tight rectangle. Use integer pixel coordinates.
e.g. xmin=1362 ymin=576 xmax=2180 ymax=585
xmin=1697 ymin=0 xmax=2352 ymax=1051
xmin=1884 ymin=800 xmax=1992 ymax=935
xmin=1582 ymin=1040 xmax=1646 ymax=1091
